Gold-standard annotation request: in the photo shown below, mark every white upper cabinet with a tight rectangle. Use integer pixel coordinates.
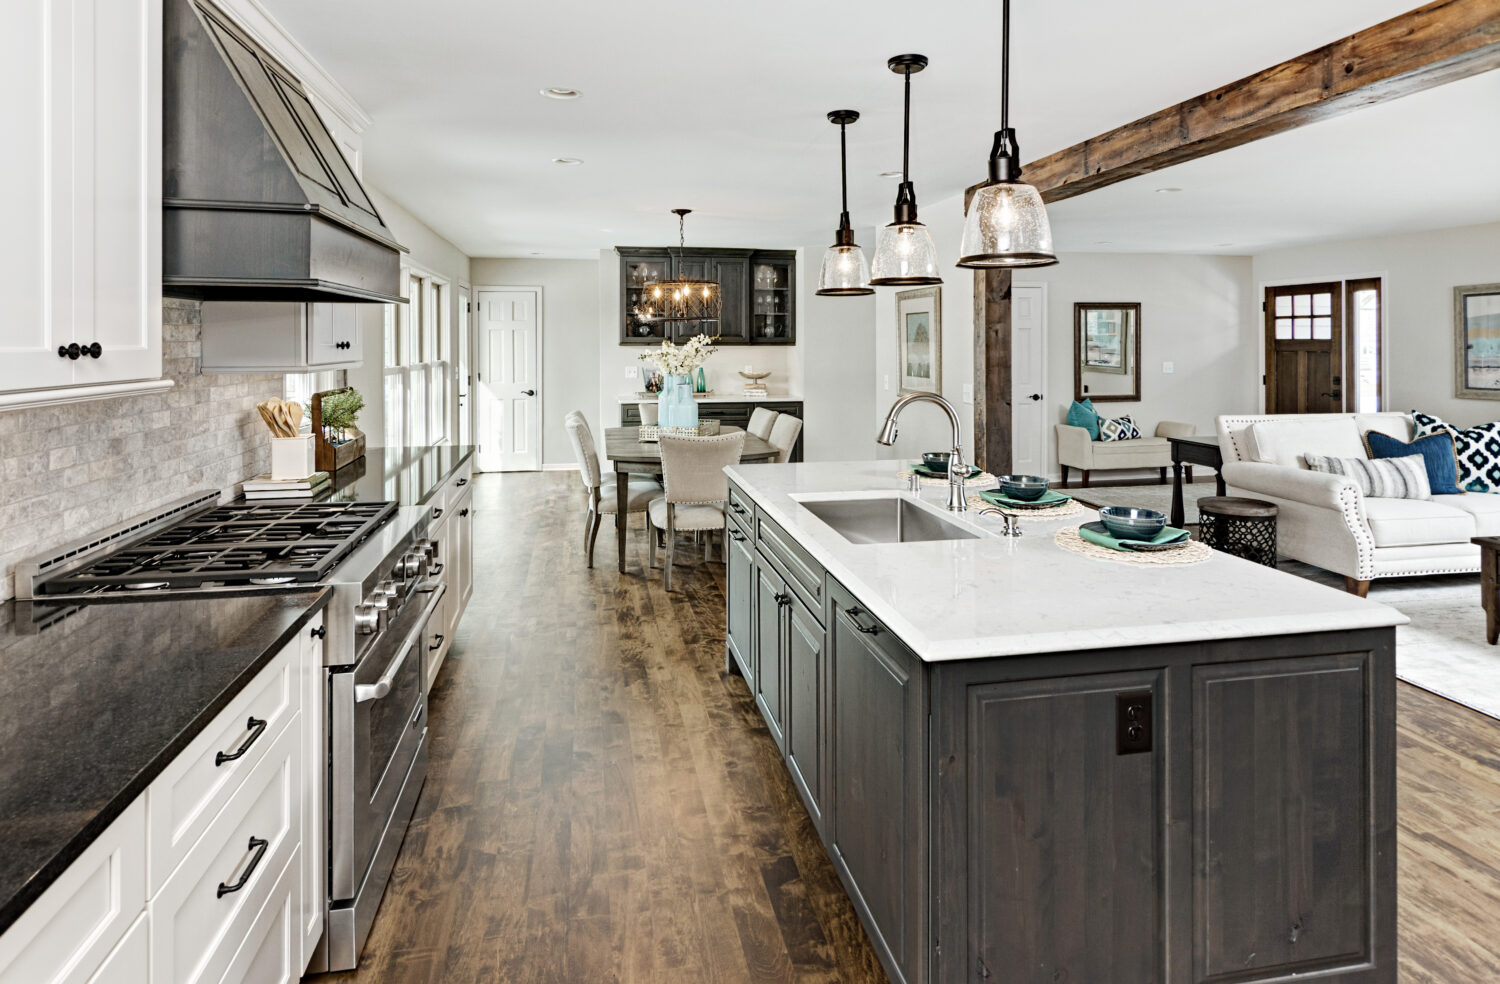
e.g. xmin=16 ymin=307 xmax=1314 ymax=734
xmin=1 ymin=0 xmax=164 ymax=400
xmin=199 ymin=301 xmax=373 ymax=373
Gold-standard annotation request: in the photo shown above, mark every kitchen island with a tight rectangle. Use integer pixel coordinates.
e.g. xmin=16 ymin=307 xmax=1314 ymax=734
xmin=724 ymin=460 xmax=1403 ymax=984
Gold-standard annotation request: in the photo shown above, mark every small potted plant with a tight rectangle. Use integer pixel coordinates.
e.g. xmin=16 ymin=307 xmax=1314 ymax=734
xmin=309 ymin=387 xmax=367 ymax=471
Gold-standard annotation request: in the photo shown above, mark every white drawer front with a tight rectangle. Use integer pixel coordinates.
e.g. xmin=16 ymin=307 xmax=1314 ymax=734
xmin=86 ymin=912 xmax=148 ymax=984
xmin=215 ymin=849 xmax=298 ymax=984
xmin=147 ymin=639 xmax=299 ymax=894
xmin=150 ymin=718 xmax=300 ymax=984
xmin=0 ymin=799 xmax=146 ymax=984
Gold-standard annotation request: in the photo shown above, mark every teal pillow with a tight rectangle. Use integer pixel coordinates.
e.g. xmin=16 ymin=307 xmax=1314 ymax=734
xmin=1067 ymin=399 xmax=1101 ymax=440
xmin=1366 ymin=430 xmax=1462 ymax=495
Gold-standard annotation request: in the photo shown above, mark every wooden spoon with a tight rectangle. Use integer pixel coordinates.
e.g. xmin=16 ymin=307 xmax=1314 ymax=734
xmin=257 ymin=401 xmax=280 ymax=436
xmin=287 ymin=402 xmax=303 ymax=435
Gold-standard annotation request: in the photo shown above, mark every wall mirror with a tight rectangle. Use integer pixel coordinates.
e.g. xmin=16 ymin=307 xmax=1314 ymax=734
xmin=1074 ymin=302 xmax=1141 ymax=402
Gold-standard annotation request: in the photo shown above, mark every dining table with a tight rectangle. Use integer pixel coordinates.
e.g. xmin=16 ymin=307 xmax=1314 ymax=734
xmin=603 ymin=425 xmax=779 ymax=572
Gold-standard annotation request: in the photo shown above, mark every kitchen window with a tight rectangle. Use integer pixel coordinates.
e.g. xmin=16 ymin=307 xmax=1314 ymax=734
xmin=385 ymin=269 xmax=453 ymax=448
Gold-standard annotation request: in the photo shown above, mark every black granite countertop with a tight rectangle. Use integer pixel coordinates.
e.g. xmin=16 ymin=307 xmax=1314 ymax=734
xmin=322 ymin=444 xmax=475 ymax=508
xmin=0 ymin=589 xmax=330 ymax=934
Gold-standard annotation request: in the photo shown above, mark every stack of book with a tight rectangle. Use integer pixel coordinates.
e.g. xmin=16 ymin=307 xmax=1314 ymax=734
xmin=243 ymin=472 xmax=331 ymax=500
xmin=742 ymin=381 xmax=769 ymax=396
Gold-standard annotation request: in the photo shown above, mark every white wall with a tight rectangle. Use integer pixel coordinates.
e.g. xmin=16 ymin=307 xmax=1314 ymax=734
xmin=470 ymin=257 xmax=600 ymax=467
xmin=796 ymin=243 xmax=878 ymax=460
xmin=869 ymin=190 xmax=1258 ymax=479
xmin=1252 ymin=220 xmax=1500 ymax=427
xmin=350 ymin=187 xmax=472 ymax=447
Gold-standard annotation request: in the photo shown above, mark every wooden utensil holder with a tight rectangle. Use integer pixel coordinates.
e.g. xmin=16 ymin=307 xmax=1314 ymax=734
xmin=311 ymin=388 xmax=367 ymax=472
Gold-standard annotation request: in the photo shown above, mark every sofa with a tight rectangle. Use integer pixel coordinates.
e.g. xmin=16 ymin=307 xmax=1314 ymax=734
xmin=1056 ymin=419 xmax=1196 ymax=486
xmin=1218 ymin=412 xmax=1496 ymax=595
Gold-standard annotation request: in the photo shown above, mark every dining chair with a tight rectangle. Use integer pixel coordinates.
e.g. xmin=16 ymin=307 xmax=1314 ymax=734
xmin=647 ymin=432 xmax=746 ymax=591
xmin=565 ymin=411 xmax=659 ymax=568
xmin=767 ymin=414 xmax=803 ymax=463
xmin=747 ymin=407 xmax=778 ymax=441
xmin=638 ymin=402 xmax=659 ymax=425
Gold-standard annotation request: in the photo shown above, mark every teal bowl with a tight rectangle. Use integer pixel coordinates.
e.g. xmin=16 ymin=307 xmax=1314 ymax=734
xmin=1099 ymin=506 xmax=1166 ymax=540
xmin=997 ymin=474 xmax=1049 ymax=501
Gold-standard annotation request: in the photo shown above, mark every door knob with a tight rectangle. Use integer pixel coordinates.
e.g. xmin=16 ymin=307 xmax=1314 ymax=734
xmin=522 ymin=389 xmax=536 ymax=396
xmin=1029 ymin=393 xmax=1043 ymax=401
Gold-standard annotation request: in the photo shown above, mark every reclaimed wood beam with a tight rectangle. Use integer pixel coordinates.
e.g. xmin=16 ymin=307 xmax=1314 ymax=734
xmin=971 ymin=268 xmax=1012 ymax=475
xmin=968 ymin=0 xmax=1500 ymax=204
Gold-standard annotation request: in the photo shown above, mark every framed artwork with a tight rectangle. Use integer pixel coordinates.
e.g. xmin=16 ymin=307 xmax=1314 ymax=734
xmin=1455 ymin=283 xmax=1500 ymax=400
xmin=897 ymin=286 xmax=941 ymax=396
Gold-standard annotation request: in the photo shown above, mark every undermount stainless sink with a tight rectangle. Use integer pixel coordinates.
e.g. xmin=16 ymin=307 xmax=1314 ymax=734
xmin=799 ymin=496 xmax=980 ymax=545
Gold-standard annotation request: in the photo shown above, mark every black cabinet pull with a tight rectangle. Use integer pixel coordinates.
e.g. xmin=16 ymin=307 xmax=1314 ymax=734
xmin=215 ymin=717 xmax=267 ymax=766
xmin=85 ymin=342 xmax=102 ymax=358
xmin=846 ymin=606 xmax=881 ymax=635
xmin=429 ymin=634 xmax=445 ymax=651
xmin=456 ymin=478 xmax=468 ymax=487
xmin=459 ymin=508 xmax=470 ymax=517
xmin=58 ymin=343 xmax=81 ymax=360
xmin=432 ymin=507 xmax=444 ymax=519
xmin=728 ymin=529 xmax=745 ymax=542
xmin=216 ymin=836 xmax=269 ymax=898
xmin=774 ymin=592 xmax=791 ymax=608
xmin=730 ymin=502 xmax=746 ymax=514
xmin=309 ymin=625 xmax=326 ymax=639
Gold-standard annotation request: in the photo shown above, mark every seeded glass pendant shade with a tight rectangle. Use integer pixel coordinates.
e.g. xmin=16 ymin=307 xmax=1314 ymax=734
xmin=816 ymin=110 xmax=874 ymax=296
xmin=868 ymin=54 xmax=942 ymax=287
xmin=957 ymin=0 xmax=1058 ymax=269
xmin=640 ymin=209 xmax=722 ymax=322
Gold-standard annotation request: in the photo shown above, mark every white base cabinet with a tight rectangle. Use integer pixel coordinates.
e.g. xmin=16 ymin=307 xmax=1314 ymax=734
xmin=200 ymin=302 xmax=373 ymax=373
xmin=423 ymin=460 xmax=474 ymax=694
xmin=0 ymin=616 xmax=328 ymax=984
xmin=1 ymin=0 xmax=163 ymax=403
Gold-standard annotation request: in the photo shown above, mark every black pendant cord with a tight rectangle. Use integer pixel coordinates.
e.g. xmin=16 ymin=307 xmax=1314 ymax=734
xmin=989 ymin=0 xmax=1022 ymax=184
xmin=1001 ymin=0 xmax=1010 ymax=135
xmin=901 ymin=68 xmax=912 ymax=185
xmin=839 ymin=121 xmax=850 ymax=219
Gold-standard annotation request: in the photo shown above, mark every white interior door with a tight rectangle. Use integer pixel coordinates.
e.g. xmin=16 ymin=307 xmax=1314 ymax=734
xmin=1011 ymin=284 xmax=1047 ymax=476
xmin=476 ymin=287 xmax=541 ymax=471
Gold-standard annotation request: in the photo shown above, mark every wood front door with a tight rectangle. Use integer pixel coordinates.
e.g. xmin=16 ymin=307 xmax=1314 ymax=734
xmin=1265 ymin=283 xmax=1342 ymax=413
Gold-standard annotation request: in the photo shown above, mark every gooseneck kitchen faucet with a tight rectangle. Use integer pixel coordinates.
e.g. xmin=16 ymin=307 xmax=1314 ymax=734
xmin=877 ymin=392 xmax=969 ymax=512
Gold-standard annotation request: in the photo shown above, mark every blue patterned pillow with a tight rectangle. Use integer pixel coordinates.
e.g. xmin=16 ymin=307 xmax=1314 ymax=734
xmin=1067 ymin=399 xmax=1101 ymax=440
xmin=1366 ymin=431 xmax=1462 ymax=495
xmin=1412 ymin=411 xmax=1500 ymax=492
xmin=1098 ymin=415 xmax=1142 ymax=442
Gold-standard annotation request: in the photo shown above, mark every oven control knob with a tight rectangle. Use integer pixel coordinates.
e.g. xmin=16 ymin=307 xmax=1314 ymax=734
xmin=354 ymin=603 xmax=381 ymax=635
xmin=375 ymin=579 xmax=399 ymax=601
xmin=400 ymin=550 xmax=427 ymax=579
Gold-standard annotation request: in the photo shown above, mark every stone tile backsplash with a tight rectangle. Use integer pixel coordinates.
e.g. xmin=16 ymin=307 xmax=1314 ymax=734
xmin=0 ymin=299 xmax=283 ymax=600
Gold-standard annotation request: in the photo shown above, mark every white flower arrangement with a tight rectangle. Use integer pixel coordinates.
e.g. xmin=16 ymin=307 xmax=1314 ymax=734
xmin=637 ymin=333 xmax=718 ymax=377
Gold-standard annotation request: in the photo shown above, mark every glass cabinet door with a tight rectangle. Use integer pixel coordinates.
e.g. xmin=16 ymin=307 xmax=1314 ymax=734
xmin=752 ymin=259 xmax=794 ymax=343
xmin=624 ymin=256 xmax=671 ymax=342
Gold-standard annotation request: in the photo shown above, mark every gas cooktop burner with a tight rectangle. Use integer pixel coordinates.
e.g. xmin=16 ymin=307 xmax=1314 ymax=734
xmin=35 ymin=499 xmax=397 ymax=595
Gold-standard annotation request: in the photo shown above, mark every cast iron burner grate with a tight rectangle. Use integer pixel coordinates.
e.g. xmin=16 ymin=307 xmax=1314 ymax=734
xmin=37 ymin=499 xmax=396 ymax=594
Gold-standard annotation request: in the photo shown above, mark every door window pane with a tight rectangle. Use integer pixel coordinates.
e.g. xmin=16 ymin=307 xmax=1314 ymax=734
xmin=1293 ymin=294 xmax=1311 ymax=316
xmin=1275 ymin=296 xmax=1292 ymax=316
xmin=1294 ymin=318 xmax=1311 ymax=339
xmin=1276 ymin=318 xmax=1292 ymax=340
xmin=1312 ymin=317 xmax=1332 ymax=340
xmin=1313 ymin=293 xmax=1333 ymax=316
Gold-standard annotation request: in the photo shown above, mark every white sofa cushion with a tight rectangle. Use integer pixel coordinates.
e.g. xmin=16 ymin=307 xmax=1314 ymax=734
xmin=1362 ymin=497 xmax=1475 ymax=547
xmin=1250 ymin=416 xmax=1367 ymax=468
xmin=1090 ymin=436 xmax=1169 ymax=457
xmin=1443 ymin=493 xmax=1500 ymax=536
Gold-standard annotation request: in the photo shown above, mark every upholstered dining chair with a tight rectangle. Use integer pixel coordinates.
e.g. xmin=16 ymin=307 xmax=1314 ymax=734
xmin=638 ymin=402 xmax=658 ymax=425
xmin=565 ymin=411 xmax=659 ymax=568
xmin=747 ymin=407 xmax=778 ymax=441
xmin=767 ymin=414 xmax=803 ymax=463
xmin=647 ymin=432 xmax=746 ymax=591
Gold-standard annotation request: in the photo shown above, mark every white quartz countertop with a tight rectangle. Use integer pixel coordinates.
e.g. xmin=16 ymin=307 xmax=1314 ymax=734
xmin=621 ymin=393 xmax=802 ymax=404
xmin=724 ymin=460 xmax=1406 ymax=662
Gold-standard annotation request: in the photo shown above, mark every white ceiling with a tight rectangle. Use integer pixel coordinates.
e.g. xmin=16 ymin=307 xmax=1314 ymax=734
xmin=261 ymin=0 xmax=1434 ymax=258
xmin=1046 ymin=68 xmax=1500 ymax=255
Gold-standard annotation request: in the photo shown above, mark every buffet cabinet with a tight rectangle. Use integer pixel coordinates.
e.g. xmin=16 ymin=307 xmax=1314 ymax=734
xmin=723 ymin=479 xmax=1397 ymax=984
xmin=617 ymin=247 xmax=795 ymax=346
xmin=620 ymin=400 xmax=804 ymax=462
xmin=0 ymin=614 xmax=328 ymax=984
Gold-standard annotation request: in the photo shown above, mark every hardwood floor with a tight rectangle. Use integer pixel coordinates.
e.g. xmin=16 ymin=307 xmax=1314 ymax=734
xmin=327 ymin=471 xmax=1500 ymax=983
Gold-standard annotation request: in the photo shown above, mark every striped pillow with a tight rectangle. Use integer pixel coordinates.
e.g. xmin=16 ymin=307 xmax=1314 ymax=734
xmin=1303 ymin=452 xmax=1431 ymax=500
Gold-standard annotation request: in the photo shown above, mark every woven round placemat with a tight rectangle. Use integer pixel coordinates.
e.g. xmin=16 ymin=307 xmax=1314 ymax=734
xmin=898 ymin=468 xmax=998 ymax=488
xmin=966 ymin=494 xmax=1085 ymax=519
xmin=1053 ymin=525 xmax=1213 ymax=566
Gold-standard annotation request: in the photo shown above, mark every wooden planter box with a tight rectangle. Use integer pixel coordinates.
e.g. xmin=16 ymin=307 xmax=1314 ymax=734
xmin=311 ymin=388 xmax=367 ymax=472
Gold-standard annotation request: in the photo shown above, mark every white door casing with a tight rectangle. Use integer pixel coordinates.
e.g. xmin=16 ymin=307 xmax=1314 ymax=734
xmin=1011 ymin=284 xmax=1048 ymax=477
xmin=476 ymin=287 xmax=541 ymax=472
xmin=457 ymin=284 xmax=473 ymax=447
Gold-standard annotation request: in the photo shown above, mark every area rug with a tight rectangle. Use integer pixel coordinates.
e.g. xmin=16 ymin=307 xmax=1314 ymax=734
xmin=1280 ymin=560 xmax=1500 ymax=721
xmin=1070 ymin=481 xmax=1219 ymax=524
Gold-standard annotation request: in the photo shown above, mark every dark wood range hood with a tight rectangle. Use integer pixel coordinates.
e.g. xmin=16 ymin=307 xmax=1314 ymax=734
xmin=163 ymin=0 xmax=406 ymax=303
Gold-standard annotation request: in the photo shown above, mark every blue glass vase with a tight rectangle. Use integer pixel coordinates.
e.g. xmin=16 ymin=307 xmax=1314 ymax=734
xmin=658 ymin=374 xmax=698 ymax=429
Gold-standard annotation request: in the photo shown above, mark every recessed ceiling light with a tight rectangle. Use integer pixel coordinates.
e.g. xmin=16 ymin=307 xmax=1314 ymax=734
xmin=1154 ymin=187 xmax=1182 ymax=194
xmin=879 ymin=170 xmax=903 ymax=178
xmin=540 ymin=87 xmax=582 ymax=100
xmin=1094 ymin=241 xmax=1113 ymax=246
xmin=529 ymin=251 xmax=542 ymax=256
xmin=551 ymin=157 xmax=583 ymax=166
xmin=1215 ymin=242 xmax=1234 ymax=247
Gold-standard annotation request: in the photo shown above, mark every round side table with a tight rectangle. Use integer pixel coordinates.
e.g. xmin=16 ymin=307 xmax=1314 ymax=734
xmin=1196 ymin=496 xmax=1278 ymax=567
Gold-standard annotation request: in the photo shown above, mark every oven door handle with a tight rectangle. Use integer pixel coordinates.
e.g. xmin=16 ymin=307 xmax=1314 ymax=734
xmin=354 ymin=580 xmax=447 ymax=703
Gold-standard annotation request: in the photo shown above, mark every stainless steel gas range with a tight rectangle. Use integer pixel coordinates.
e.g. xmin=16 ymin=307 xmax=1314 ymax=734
xmin=16 ymin=491 xmax=443 ymax=972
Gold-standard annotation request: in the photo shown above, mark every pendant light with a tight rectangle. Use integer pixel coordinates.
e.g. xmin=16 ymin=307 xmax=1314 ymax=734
xmin=639 ymin=209 xmax=722 ymax=322
xmin=868 ymin=54 xmax=942 ymax=287
xmin=816 ymin=110 xmax=874 ymax=296
xmin=957 ymin=0 xmax=1058 ymax=269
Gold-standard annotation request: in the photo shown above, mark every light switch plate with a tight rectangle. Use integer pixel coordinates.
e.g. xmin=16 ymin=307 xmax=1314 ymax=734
xmin=962 ymin=383 xmax=974 ymax=403
xmin=624 ymin=366 xmax=636 ymax=379
xmin=1162 ymin=361 xmax=1175 ymax=374
xmin=884 ymin=374 xmax=891 ymax=391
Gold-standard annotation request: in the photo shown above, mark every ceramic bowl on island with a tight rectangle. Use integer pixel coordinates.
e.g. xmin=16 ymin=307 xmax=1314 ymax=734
xmin=997 ymin=474 xmax=1049 ymax=501
xmin=1099 ymin=506 xmax=1167 ymax=540
xmin=921 ymin=451 xmax=952 ymax=474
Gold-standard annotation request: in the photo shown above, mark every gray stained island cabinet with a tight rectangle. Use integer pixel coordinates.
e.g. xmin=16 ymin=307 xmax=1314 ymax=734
xmin=618 ymin=247 xmax=795 ymax=345
xmin=724 ymin=476 xmax=1396 ymax=984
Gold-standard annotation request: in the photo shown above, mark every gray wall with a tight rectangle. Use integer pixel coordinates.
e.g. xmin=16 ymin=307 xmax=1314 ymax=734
xmin=796 ymin=244 xmax=877 ymax=460
xmin=1252 ymin=219 xmax=1500 ymax=427
xmin=0 ymin=299 xmax=281 ymax=600
xmin=471 ymin=257 xmax=601 ymax=467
